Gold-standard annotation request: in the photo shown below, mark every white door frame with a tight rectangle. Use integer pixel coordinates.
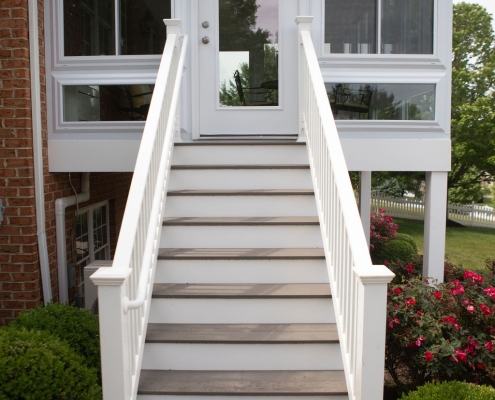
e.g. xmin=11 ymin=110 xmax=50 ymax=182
xmin=190 ymin=0 xmax=302 ymax=138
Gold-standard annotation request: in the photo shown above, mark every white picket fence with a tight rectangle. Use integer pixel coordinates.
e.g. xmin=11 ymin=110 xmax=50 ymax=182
xmin=370 ymin=192 xmax=495 ymax=228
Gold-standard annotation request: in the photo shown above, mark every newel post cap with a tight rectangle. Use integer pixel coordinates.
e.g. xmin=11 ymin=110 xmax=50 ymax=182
xmin=354 ymin=265 xmax=395 ymax=285
xmin=164 ymin=19 xmax=182 ymax=33
xmin=295 ymin=16 xmax=314 ymax=25
xmin=90 ymin=266 xmax=131 ymax=286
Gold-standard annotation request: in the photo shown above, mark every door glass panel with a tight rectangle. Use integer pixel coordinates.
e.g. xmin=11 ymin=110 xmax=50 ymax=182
xmin=219 ymin=0 xmax=279 ymax=107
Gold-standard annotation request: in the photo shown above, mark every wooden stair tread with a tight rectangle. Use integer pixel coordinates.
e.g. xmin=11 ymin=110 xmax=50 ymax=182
xmin=171 ymin=164 xmax=309 ymax=170
xmin=163 ymin=217 xmax=319 ymax=226
xmin=146 ymin=323 xmax=338 ymax=343
xmin=138 ymin=370 xmax=347 ymax=395
xmin=167 ymin=189 xmax=314 ymax=196
xmin=152 ymin=283 xmax=331 ymax=299
xmin=158 ymin=248 xmax=325 ymax=260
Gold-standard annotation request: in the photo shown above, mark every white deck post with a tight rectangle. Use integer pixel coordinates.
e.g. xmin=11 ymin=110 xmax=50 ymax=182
xmin=353 ymin=265 xmax=395 ymax=400
xmin=359 ymin=171 xmax=372 ymax=248
xmin=91 ymin=267 xmax=131 ymax=400
xmin=423 ymin=171 xmax=448 ymax=282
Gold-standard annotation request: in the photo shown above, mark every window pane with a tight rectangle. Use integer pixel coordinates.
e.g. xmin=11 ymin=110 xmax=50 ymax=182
xmin=381 ymin=0 xmax=434 ymax=54
xmin=326 ymin=83 xmax=435 ymax=120
xmin=63 ymin=84 xmax=154 ymax=121
xmin=64 ymin=0 xmax=116 ymax=56
xmin=324 ymin=0 xmax=377 ymax=54
xmin=218 ymin=0 xmax=279 ymax=107
xmin=120 ymin=0 xmax=172 ymax=55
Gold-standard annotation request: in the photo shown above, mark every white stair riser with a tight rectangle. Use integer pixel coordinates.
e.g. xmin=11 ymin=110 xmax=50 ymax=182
xmin=138 ymin=395 xmax=349 ymax=400
xmin=164 ymin=196 xmax=318 ymax=217
xmin=169 ymin=169 xmax=312 ymax=190
xmin=160 ymin=226 xmax=323 ymax=248
xmin=172 ymin=145 xmax=309 ymax=165
xmin=154 ymin=259 xmax=329 ymax=284
xmin=149 ymin=298 xmax=335 ymax=324
xmin=142 ymin=343 xmax=343 ymax=371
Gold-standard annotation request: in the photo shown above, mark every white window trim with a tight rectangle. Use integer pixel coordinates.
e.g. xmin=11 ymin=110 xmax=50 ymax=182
xmin=45 ymin=0 xmax=176 ymax=139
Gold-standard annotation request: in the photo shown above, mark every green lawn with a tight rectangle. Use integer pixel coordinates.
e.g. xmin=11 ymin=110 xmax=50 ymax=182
xmin=394 ymin=218 xmax=495 ymax=273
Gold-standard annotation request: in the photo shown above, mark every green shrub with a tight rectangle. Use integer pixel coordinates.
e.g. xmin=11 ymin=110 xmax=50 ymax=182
xmin=401 ymin=381 xmax=495 ymax=399
xmin=10 ymin=302 xmax=100 ymax=375
xmin=393 ymin=233 xmax=418 ymax=253
xmin=0 ymin=327 xmax=101 ymax=399
xmin=374 ymin=239 xmax=416 ymax=264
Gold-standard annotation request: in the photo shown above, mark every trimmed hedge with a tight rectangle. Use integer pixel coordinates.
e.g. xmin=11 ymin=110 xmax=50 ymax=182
xmin=393 ymin=233 xmax=418 ymax=253
xmin=0 ymin=327 xmax=101 ymax=399
xmin=401 ymin=381 xmax=495 ymax=399
xmin=374 ymin=239 xmax=416 ymax=264
xmin=10 ymin=302 xmax=100 ymax=375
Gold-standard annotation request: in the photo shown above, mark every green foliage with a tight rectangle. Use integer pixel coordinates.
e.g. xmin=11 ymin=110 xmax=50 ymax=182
xmin=450 ymin=3 xmax=495 ymax=204
xmin=10 ymin=303 xmax=101 ymax=376
xmin=394 ymin=233 xmax=418 ymax=254
xmin=400 ymin=381 xmax=495 ymax=400
xmin=373 ymin=239 xmax=416 ymax=265
xmin=0 ymin=327 xmax=101 ymax=399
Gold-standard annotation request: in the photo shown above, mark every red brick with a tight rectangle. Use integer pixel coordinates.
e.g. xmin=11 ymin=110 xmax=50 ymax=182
xmin=3 ymin=283 xmax=22 ymax=291
xmin=12 ymin=48 xmax=28 ymax=58
xmin=0 ymin=292 xmax=13 ymax=300
xmin=1 ymin=264 xmax=21 ymax=272
xmin=0 ymin=108 xmax=15 ymax=117
xmin=14 ymin=291 xmax=39 ymax=300
xmin=11 ymin=8 xmax=27 ymax=19
xmin=0 ymin=49 xmax=12 ymax=58
xmin=3 ymin=79 xmax=29 ymax=88
xmin=0 ymin=188 xmax=17 ymax=196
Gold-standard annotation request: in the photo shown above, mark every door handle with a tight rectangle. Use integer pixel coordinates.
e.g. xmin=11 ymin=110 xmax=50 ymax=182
xmin=202 ymin=36 xmax=210 ymax=44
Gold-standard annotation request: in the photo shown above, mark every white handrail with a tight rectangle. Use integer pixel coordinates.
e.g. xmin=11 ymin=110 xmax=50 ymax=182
xmin=91 ymin=20 xmax=187 ymax=400
xmin=296 ymin=17 xmax=394 ymax=400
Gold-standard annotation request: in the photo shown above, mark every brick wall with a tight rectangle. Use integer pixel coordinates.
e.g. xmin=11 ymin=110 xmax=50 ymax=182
xmin=0 ymin=1 xmax=133 ymax=325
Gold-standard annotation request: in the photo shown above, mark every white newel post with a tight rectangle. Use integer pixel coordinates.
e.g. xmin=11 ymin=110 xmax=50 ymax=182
xmin=423 ymin=171 xmax=448 ymax=283
xmin=91 ymin=267 xmax=132 ymax=400
xmin=353 ymin=265 xmax=395 ymax=400
xmin=359 ymin=171 xmax=372 ymax=248
xmin=296 ymin=16 xmax=313 ymax=141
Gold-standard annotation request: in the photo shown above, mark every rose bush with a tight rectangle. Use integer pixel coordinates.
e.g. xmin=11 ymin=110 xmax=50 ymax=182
xmin=385 ymin=259 xmax=495 ymax=390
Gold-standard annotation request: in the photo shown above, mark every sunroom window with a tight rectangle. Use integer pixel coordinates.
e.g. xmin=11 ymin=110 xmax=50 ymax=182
xmin=324 ymin=0 xmax=434 ymax=54
xmin=63 ymin=84 xmax=154 ymax=121
xmin=63 ymin=0 xmax=172 ymax=56
xmin=325 ymin=83 xmax=435 ymax=120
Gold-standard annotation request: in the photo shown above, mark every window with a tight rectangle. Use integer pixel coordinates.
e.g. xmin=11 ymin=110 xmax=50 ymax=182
xmin=63 ymin=84 xmax=154 ymax=121
xmin=326 ymin=83 xmax=435 ymax=120
xmin=71 ymin=202 xmax=110 ymax=303
xmin=324 ymin=0 xmax=434 ymax=54
xmin=63 ymin=0 xmax=172 ymax=56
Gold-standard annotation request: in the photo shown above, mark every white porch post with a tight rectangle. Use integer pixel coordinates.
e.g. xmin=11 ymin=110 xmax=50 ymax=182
xmin=359 ymin=171 xmax=372 ymax=248
xmin=91 ymin=267 xmax=131 ymax=399
xmin=423 ymin=171 xmax=448 ymax=282
xmin=354 ymin=265 xmax=395 ymax=400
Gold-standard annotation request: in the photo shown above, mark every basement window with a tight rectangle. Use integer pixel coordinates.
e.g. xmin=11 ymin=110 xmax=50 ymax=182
xmin=70 ymin=201 xmax=110 ymax=303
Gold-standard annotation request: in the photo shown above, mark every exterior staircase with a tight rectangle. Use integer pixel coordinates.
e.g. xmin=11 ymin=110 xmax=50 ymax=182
xmin=136 ymin=142 xmax=348 ymax=399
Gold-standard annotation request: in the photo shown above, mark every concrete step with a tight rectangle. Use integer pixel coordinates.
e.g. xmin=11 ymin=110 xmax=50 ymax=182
xmin=154 ymin=259 xmax=329 ymax=284
xmin=172 ymin=143 xmax=308 ymax=166
xmin=164 ymin=190 xmax=317 ymax=217
xmin=146 ymin=323 xmax=338 ymax=343
xmin=138 ymin=370 xmax=347 ymax=398
xmin=169 ymin=167 xmax=312 ymax=191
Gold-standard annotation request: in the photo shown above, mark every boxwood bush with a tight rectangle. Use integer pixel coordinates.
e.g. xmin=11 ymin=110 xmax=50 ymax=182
xmin=10 ymin=302 xmax=100 ymax=376
xmin=0 ymin=327 xmax=101 ymax=399
xmin=401 ymin=381 xmax=495 ymax=399
xmin=393 ymin=233 xmax=418 ymax=253
xmin=374 ymin=239 xmax=416 ymax=265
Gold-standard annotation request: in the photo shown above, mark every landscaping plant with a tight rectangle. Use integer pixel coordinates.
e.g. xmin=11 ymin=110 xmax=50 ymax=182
xmin=0 ymin=327 xmax=101 ymax=399
xmin=385 ymin=258 xmax=495 ymax=390
xmin=10 ymin=302 xmax=101 ymax=377
xmin=400 ymin=381 xmax=495 ymax=400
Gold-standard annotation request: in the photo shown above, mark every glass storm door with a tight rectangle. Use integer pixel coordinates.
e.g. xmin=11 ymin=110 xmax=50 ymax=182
xmin=196 ymin=0 xmax=298 ymax=137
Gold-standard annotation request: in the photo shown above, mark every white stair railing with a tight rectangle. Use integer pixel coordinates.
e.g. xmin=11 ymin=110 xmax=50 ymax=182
xmin=91 ymin=20 xmax=187 ymax=400
xmin=296 ymin=17 xmax=395 ymax=400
